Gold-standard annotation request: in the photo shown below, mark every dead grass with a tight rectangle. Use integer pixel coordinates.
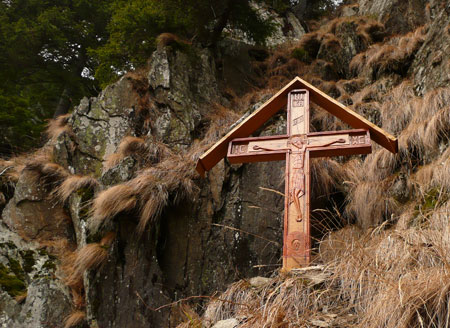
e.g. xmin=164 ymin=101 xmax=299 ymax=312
xmin=132 ymin=152 xmax=198 ymax=234
xmin=103 ymin=136 xmax=177 ymax=170
xmin=92 ymin=102 xmax=241 ymax=235
xmin=24 ymin=161 xmax=70 ymax=191
xmin=413 ymin=147 xmax=450 ymax=193
xmin=350 ymin=26 xmax=426 ymax=77
xmin=56 ymin=175 xmax=99 ymax=202
xmin=187 ymin=198 xmax=450 ymax=327
xmin=90 ymin=184 xmax=137 ymax=231
xmin=67 ymin=233 xmax=116 ymax=286
xmin=380 ymin=81 xmax=416 ymax=134
xmin=0 ymin=146 xmax=53 ymax=183
xmin=46 ymin=113 xmax=72 ymax=142
xmin=398 ymin=86 xmax=450 ymax=161
xmin=311 ymin=158 xmax=351 ymax=198
xmin=64 ymin=310 xmax=86 ymax=328
xmin=156 ymin=32 xmax=191 ymax=48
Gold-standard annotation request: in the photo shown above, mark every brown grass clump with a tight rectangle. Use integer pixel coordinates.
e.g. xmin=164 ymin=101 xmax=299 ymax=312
xmin=56 ymin=175 xmax=99 ymax=203
xmin=413 ymin=147 xmax=450 ymax=193
xmin=326 ymin=16 xmax=384 ymax=44
xmin=311 ymin=158 xmax=351 ymax=198
xmin=103 ymin=136 xmax=147 ymax=170
xmin=90 ymin=184 xmax=137 ymax=230
xmin=132 ymin=152 xmax=198 ymax=234
xmin=68 ymin=235 xmax=115 ymax=284
xmin=0 ymin=146 xmax=54 ymax=183
xmin=24 ymin=161 xmax=70 ymax=191
xmin=398 ymin=86 xmax=450 ymax=160
xmin=103 ymin=136 xmax=172 ymax=170
xmin=156 ymin=32 xmax=191 ymax=49
xmin=64 ymin=310 xmax=86 ymax=328
xmin=46 ymin=113 xmax=72 ymax=142
xmin=350 ymin=26 xmax=426 ymax=77
xmin=379 ymin=81 xmax=416 ymax=134
xmin=90 ymin=105 xmax=237 ymax=235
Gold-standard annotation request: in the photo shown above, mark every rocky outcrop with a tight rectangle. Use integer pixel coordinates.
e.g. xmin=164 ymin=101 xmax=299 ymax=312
xmin=358 ymin=0 xmax=428 ymax=34
xmin=0 ymin=223 xmax=70 ymax=328
xmin=411 ymin=0 xmax=450 ymax=94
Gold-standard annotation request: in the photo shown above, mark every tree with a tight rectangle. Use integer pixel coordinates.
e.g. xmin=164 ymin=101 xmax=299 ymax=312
xmin=0 ymin=0 xmax=111 ymax=153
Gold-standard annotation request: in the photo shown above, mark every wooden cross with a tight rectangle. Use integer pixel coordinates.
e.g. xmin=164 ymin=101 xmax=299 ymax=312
xmin=195 ymin=77 xmax=398 ymax=271
xmin=227 ymin=90 xmax=371 ymax=270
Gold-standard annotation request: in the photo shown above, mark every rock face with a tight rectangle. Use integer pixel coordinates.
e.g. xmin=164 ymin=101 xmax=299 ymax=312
xmin=0 ymin=223 xmax=70 ymax=328
xmin=411 ymin=0 xmax=450 ymax=94
xmin=2 ymin=170 xmax=72 ymax=241
xmin=74 ymin=45 xmax=290 ymax=326
xmin=358 ymin=0 xmax=428 ymax=34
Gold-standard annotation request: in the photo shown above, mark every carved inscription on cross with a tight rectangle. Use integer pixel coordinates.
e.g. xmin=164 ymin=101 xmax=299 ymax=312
xmin=227 ymin=90 xmax=372 ymax=270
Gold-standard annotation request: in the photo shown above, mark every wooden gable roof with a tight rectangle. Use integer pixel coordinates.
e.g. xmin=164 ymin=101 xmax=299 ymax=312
xmin=196 ymin=76 xmax=398 ymax=176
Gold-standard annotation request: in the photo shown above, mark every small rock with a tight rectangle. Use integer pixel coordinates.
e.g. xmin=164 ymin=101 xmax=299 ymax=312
xmin=249 ymin=276 xmax=272 ymax=288
xmin=291 ymin=265 xmax=330 ymax=285
xmin=212 ymin=318 xmax=239 ymax=328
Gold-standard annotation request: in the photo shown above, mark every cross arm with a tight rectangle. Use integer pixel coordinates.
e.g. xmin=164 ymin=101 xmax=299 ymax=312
xmin=227 ymin=135 xmax=289 ymax=164
xmin=307 ymin=129 xmax=371 ymax=158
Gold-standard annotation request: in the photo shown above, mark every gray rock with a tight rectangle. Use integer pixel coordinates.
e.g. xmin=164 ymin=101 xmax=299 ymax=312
xmin=249 ymin=276 xmax=272 ymax=288
xmin=358 ymin=0 xmax=427 ymax=34
xmin=2 ymin=170 xmax=72 ymax=241
xmin=64 ymin=76 xmax=138 ymax=177
xmin=0 ymin=223 xmax=70 ymax=328
xmin=411 ymin=0 xmax=450 ymax=94
xmin=147 ymin=47 xmax=220 ymax=148
xmin=212 ymin=318 xmax=239 ymax=328
xmin=18 ymin=278 xmax=71 ymax=328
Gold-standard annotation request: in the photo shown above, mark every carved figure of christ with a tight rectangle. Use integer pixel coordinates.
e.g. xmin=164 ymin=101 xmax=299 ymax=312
xmin=227 ymin=90 xmax=372 ymax=270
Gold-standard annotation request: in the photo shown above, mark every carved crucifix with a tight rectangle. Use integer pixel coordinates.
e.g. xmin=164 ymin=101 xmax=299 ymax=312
xmin=196 ymin=77 xmax=398 ymax=271
xmin=227 ymin=90 xmax=371 ymax=269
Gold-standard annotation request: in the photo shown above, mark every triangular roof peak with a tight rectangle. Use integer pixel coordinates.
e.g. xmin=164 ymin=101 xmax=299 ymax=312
xmin=196 ymin=76 xmax=398 ymax=176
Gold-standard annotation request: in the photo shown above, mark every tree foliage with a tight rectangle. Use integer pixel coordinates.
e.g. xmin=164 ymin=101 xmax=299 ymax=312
xmin=0 ymin=0 xmax=111 ymax=153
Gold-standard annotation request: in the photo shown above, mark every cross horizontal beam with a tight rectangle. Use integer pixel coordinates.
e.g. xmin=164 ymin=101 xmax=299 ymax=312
xmin=228 ymin=129 xmax=371 ymax=164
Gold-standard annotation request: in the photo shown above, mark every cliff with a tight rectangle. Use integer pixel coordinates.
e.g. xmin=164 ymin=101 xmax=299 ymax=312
xmin=0 ymin=0 xmax=449 ymax=327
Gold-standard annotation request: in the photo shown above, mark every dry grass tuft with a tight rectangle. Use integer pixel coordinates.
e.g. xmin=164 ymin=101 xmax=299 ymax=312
xmin=46 ymin=113 xmax=72 ymax=141
xmin=64 ymin=310 xmax=86 ymax=328
xmin=0 ymin=147 xmax=54 ymax=183
xmin=68 ymin=242 xmax=109 ymax=283
xmin=91 ymin=104 xmax=241 ymax=235
xmin=350 ymin=26 xmax=426 ymax=77
xmin=64 ymin=232 xmax=116 ymax=289
xmin=56 ymin=175 xmax=99 ymax=203
xmin=156 ymin=32 xmax=191 ymax=48
xmin=311 ymin=158 xmax=351 ymax=198
xmin=103 ymin=136 xmax=173 ymax=170
xmin=132 ymin=152 xmax=198 ymax=234
xmin=397 ymin=86 xmax=450 ymax=160
xmin=90 ymin=184 xmax=137 ymax=231
xmin=379 ymin=81 xmax=416 ymax=134
xmin=24 ymin=161 xmax=70 ymax=191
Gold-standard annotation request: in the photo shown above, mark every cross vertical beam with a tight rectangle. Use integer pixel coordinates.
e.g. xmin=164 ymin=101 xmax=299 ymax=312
xmin=284 ymin=90 xmax=310 ymax=268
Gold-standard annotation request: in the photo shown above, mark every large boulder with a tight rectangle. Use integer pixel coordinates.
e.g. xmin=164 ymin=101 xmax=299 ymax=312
xmin=358 ymin=0 xmax=429 ymax=34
